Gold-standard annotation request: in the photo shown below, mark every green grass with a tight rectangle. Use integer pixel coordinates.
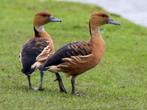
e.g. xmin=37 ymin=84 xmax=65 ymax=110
xmin=0 ymin=0 xmax=147 ymax=110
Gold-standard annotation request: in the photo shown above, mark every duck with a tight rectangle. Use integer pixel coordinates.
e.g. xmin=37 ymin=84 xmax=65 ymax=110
xmin=39 ymin=11 xmax=120 ymax=95
xmin=20 ymin=11 xmax=67 ymax=92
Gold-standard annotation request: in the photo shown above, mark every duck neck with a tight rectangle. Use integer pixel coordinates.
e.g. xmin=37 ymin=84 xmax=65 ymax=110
xmin=89 ymin=22 xmax=101 ymax=37
xmin=89 ymin=22 xmax=105 ymax=57
xmin=35 ymin=25 xmax=45 ymax=33
xmin=34 ymin=25 xmax=49 ymax=38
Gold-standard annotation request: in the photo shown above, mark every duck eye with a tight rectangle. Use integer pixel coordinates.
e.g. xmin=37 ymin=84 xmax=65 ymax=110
xmin=101 ymin=15 xmax=106 ymax=17
xmin=42 ymin=14 xmax=47 ymax=17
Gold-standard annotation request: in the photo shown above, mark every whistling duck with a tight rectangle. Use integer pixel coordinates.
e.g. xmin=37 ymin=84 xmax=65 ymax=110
xmin=20 ymin=11 xmax=66 ymax=92
xmin=40 ymin=11 xmax=120 ymax=95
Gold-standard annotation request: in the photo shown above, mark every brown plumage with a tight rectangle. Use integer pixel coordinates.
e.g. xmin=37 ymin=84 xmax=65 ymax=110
xmin=40 ymin=11 xmax=120 ymax=95
xmin=20 ymin=11 xmax=66 ymax=92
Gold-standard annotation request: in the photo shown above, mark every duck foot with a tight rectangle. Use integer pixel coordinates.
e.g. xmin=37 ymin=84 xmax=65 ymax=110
xmin=29 ymin=86 xmax=33 ymax=90
xmin=38 ymin=87 xmax=45 ymax=91
xmin=32 ymin=87 xmax=45 ymax=91
xmin=72 ymin=92 xmax=82 ymax=96
xmin=60 ymin=89 xmax=67 ymax=94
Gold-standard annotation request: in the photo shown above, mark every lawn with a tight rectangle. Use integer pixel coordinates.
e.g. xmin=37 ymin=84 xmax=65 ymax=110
xmin=0 ymin=0 xmax=147 ymax=110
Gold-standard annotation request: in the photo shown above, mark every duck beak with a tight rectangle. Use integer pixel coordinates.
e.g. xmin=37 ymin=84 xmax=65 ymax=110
xmin=49 ymin=16 xmax=62 ymax=22
xmin=108 ymin=18 xmax=120 ymax=25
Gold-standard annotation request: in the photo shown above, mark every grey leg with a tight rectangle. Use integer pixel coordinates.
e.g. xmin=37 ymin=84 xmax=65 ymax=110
xmin=71 ymin=76 xmax=81 ymax=96
xmin=27 ymin=75 xmax=32 ymax=89
xmin=38 ymin=71 xmax=44 ymax=91
xmin=71 ymin=76 xmax=76 ymax=95
xmin=55 ymin=73 xmax=67 ymax=93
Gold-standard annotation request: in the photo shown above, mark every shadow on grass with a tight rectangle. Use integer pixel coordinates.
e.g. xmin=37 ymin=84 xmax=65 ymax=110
xmin=15 ymin=84 xmax=88 ymax=98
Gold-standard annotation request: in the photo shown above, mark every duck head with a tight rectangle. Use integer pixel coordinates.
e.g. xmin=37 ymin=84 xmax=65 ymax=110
xmin=90 ymin=11 xmax=120 ymax=26
xmin=33 ymin=11 xmax=61 ymax=27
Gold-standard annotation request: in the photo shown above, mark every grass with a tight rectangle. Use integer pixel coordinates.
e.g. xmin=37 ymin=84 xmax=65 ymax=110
xmin=0 ymin=0 xmax=147 ymax=110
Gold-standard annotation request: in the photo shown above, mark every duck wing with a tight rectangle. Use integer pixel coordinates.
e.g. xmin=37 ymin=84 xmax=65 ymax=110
xmin=20 ymin=38 xmax=49 ymax=74
xmin=42 ymin=41 xmax=92 ymax=68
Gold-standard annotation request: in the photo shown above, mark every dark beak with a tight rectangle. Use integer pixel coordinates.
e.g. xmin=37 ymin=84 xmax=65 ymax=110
xmin=108 ymin=18 xmax=120 ymax=25
xmin=49 ymin=16 xmax=62 ymax=22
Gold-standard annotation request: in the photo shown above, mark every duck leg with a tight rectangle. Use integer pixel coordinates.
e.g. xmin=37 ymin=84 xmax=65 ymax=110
xmin=27 ymin=75 xmax=33 ymax=89
xmin=38 ymin=71 xmax=44 ymax=91
xmin=71 ymin=76 xmax=77 ymax=95
xmin=55 ymin=73 xmax=67 ymax=93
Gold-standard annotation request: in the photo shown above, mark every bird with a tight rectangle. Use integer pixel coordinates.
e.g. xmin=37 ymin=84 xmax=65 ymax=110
xmin=19 ymin=11 xmax=67 ymax=92
xmin=39 ymin=11 xmax=120 ymax=95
